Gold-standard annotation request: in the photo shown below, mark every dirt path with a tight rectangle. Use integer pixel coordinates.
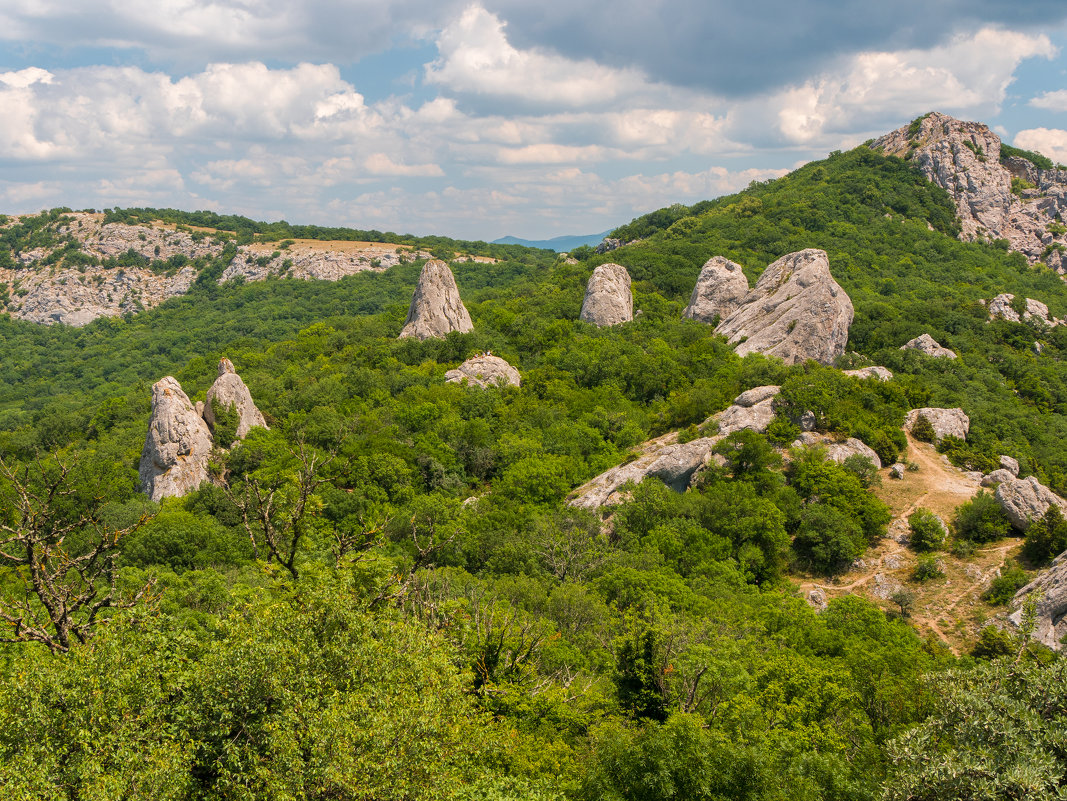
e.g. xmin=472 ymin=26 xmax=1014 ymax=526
xmin=795 ymin=435 xmax=1018 ymax=653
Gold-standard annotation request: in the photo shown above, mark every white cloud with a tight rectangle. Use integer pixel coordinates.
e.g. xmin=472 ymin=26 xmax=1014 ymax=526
xmin=364 ymin=153 xmax=445 ymax=176
xmin=1031 ymin=90 xmax=1067 ymax=111
xmin=1013 ymin=128 xmax=1067 ymax=166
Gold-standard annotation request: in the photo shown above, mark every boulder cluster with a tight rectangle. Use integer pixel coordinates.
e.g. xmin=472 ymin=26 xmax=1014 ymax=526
xmin=139 ymin=359 xmax=267 ymax=502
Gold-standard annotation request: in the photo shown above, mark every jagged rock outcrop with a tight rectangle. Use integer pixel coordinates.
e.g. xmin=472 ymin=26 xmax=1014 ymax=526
xmin=682 ymin=256 xmax=749 ymax=323
xmin=1010 ymin=553 xmax=1067 ymax=649
xmin=595 ymin=238 xmax=623 ymax=254
xmin=996 ymin=476 xmax=1067 ymax=532
xmin=872 ymin=112 xmax=1067 ymax=272
xmin=825 ymin=438 xmax=882 ymax=469
xmin=445 ymin=355 xmax=521 ymax=388
xmin=981 ymin=469 xmax=1016 ymax=488
xmin=843 ymin=366 xmax=894 ymax=381
xmin=904 ymin=407 xmax=969 ymax=440
xmin=717 ymin=386 xmax=780 ymax=436
xmin=1000 ymin=455 xmax=1020 ymax=476
xmin=139 ymin=377 xmax=214 ymax=502
xmin=900 ymin=333 xmax=957 ymax=359
xmin=398 ymin=260 xmax=474 ymax=340
xmin=714 ymin=249 xmax=853 ymax=365
xmin=987 ymin=293 xmax=1059 ymax=326
xmin=569 ymin=432 xmax=720 ymax=508
xmin=203 ymin=358 xmax=268 ymax=441
xmin=580 ymin=263 xmax=633 ymax=326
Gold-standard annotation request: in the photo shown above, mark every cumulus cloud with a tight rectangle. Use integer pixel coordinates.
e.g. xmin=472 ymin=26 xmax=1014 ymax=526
xmin=1014 ymin=128 xmax=1067 ymax=165
xmin=1031 ymin=90 xmax=1067 ymax=111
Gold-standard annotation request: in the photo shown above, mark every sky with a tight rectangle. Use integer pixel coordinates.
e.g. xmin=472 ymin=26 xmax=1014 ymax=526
xmin=1 ymin=2 xmax=1067 ymax=241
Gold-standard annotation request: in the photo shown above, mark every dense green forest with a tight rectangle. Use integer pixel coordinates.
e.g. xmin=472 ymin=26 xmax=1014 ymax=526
xmin=3 ymin=143 xmax=1067 ymax=798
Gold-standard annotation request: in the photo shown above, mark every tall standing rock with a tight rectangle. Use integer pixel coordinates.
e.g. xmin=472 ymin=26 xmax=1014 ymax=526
xmin=139 ymin=377 xmax=214 ymax=502
xmin=580 ymin=263 xmax=633 ymax=326
xmin=714 ymin=249 xmax=853 ymax=365
xmin=203 ymin=358 xmax=268 ymax=441
xmin=398 ymin=260 xmax=474 ymax=340
xmin=683 ymin=256 xmax=749 ymax=323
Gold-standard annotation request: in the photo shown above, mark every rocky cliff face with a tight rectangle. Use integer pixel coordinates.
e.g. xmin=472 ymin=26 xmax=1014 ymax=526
xmin=714 ymin=249 xmax=853 ymax=365
xmin=0 ymin=212 xmax=431 ymax=326
xmin=398 ymin=259 xmax=474 ymax=340
xmin=580 ymin=263 xmax=633 ymax=326
xmin=683 ymin=256 xmax=749 ymax=323
xmin=872 ymin=112 xmax=1067 ymax=272
xmin=139 ymin=377 xmax=215 ymax=502
xmin=203 ymin=358 xmax=268 ymax=441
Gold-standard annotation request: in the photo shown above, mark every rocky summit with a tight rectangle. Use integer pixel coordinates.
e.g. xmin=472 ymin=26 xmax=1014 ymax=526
xmin=873 ymin=112 xmax=1067 ymax=272
xmin=900 ymin=333 xmax=957 ymax=358
xmin=139 ymin=377 xmax=214 ymax=502
xmin=203 ymin=358 xmax=268 ymax=441
xmin=714 ymin=249 xmax=853 ymax=365
xmin=398 ymin=259 xmax=474 ymax=340
xmin=682 ymin=256 xmax=749 ymax=323
xmin=580 ymin=263 xmax=633 ymax=326
xmin=444 ymin=354 xmax=521 ymax=388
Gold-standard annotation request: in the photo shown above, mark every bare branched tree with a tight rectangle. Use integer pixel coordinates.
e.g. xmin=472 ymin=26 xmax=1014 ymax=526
xmin=0 ymin=453 xmax=154 ymax=653
xmin=223 ymin=436 xmax=345 ymax=580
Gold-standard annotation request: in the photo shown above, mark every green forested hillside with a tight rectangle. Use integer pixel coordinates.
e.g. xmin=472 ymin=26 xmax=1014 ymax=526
xmin=2 ymin=145 xmax=1067 ymax=799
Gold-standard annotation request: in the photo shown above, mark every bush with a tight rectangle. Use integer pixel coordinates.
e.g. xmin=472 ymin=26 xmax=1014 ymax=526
xmin=910 ymin=414 xmax=936 ymax=443
xmin=953 ymin=491 xmax=1012 ymax=543
xmin=1023 ymin=506 xmax=1067 ymax=565
xmin=908 ymin=508 xmax=945 ymax=552
xmin=971 ymin=625 xmax=1016 ymax=659
xmin=983 ymin=563 xmax=1029 ymax=605
xmin=792 ymin=503 xmax=864 ymax=575
xmin=912 ymin=555 xmax=944 ymax=582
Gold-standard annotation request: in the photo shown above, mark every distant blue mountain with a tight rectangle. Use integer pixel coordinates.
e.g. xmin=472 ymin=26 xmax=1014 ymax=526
xmin=492 ymin=230 xmax=612 ymax=252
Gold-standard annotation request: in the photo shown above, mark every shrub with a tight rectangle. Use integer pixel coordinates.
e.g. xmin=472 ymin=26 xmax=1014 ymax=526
xmin=1023 ymin=506 xmax=1067 ymax=565
xmin=953 ymin=491 xmax=1012 ymax=543
xmin=971 ymin=625 xmax=1016 ymax=659
xmin=910 ymin=414 xmax=936 ymax=443
xmin=908 ymin=508 xmax=945 ymax=551
xmin=912 ymin=555 xmax=943 ymax=582
xmin=983 ymin=563 xmax=1029 ymax=605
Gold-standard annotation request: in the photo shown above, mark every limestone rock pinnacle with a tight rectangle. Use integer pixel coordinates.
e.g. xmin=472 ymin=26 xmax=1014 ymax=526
xmin=398 ymin=260 xmax=474 ymax=340
xmin=203 ymin=358 xmax=268 ymax=441
xmin=139 ymin=377 xmax=214 ymax=501
xmin=580 ymin=263 xmax=633 ymax=326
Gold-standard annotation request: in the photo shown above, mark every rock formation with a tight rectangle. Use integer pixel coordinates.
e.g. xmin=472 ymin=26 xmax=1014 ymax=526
xmin=717 ymin=386 xmax=780 ymax=436
xmin=580 ymin=263 xmax=633 ymax=326
xmin=646 ymin=438 xmax=720 ymax=492
xmin=203 ymin=358 xmax=268 ymax=441
xmin=825 ymin=438 xmax=882 ymax=469
xmin=872 ymin=112 xmax=1067 ymax=272
xmin=1000 ymin=455 xmax=1020 ymax=476
xmin=682 ymin=256 xmax=749 ymax=323
xmin=843 ymin=366 xmax=894 ymax=381
xmin=900 ymin=334 xmax=957 ymax=359
xmin=445 ymin=355 xmax=521 ymax=388
xmin=398 ymin=260 xmax=474 ymax=340
xmin=714 ymin=249 xmax=853 ymax=365
xmin=1010 ymin=553 xmax=1067 ymax=649
xmin=981 ymin=469 xmax=1016 ymax=488
xmin=139 ymin=377 xmax=214 ymax=502
xmin=995 ymin=476 xmax=1067 ymax=532
xmin=987 ymin=293 xmax=1059 ymax=326
xmin=904 ymin=408 xmax=969 ymax=440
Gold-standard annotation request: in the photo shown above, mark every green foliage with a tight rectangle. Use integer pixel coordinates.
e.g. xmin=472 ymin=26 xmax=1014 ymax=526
xmin=208 ymin=396 xmax=240 ymax=447
xmin=1000 ymin=142 xmax=1055 ymax=171
xmin=983 ymin=562 xmax=1029 ymax=606
xmin=910 ymin=413 xmax=936 ymax=443
xmin=912 ymin=555 xmax=943 ymax=583
xmin=907 ymin=508 xmax=944 ymax=552
xmin=953 ymin=491 xmax=1012 ymax=543
xmin=1023 ymin=505 xmax=1067 ymax=565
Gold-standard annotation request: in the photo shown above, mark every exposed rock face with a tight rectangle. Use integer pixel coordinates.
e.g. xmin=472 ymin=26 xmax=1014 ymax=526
xmin=398 ymin=260 xmax=474 ymax=340
xmin=203 ymin=358 xmax=268 ymax=441
xmin=595 ymin=238 xmax=623 ymax=254
xmin=987 ymin=293 xmax=1058 ymax=326
xmin=717 ymin=386 xmax=780 ymax=436
xmin=901 ymin=333 xmax=957 ymax=358
xmin=580 ymin=263 xmax=633 ymax=326
xmin=139 ymin=377 xmax=214 ymax=502
xmin=444 ymin=355 xmax=521 ymax=388
xmin=981 ymin=469 xmax=1016 ymax=488
xmin=569 ymin=432 xmax=720 ymax=508
xmin=682 ymin=256 xmax=749 ymax=323
xmin=714 ymin=249 xmax=853 ymax=365
xmin=825 ymin=438 xmax=882 ymax=469
xmin=1000 ymin=455 xmax=1021 ymax=476
xmin=890 ymin=463 xmax=906 ymax=480
xmin=905 ymin=408 xmax=970 ymax=440
xmin=995 ymin=476 xmax=1067 ymax=532
xmin=843 ymin=366 xmax=894 ymax=381
xmin=1010 ymin=553 xmax=1067 ymax=649
xmin=872 ymin=112 xmax=1067 ymax=272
